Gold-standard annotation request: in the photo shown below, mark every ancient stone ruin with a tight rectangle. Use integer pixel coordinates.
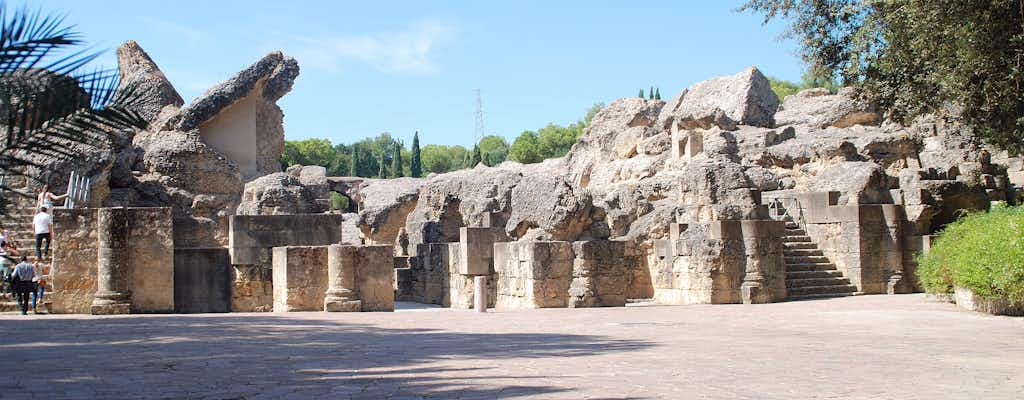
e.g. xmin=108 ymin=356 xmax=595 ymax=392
xmin=13 ymin=41 xmax=1022 ymax=314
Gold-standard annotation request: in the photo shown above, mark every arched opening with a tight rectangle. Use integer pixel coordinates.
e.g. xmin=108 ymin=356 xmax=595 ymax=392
xmin=330 ymin=191 xmax=358 ymax=213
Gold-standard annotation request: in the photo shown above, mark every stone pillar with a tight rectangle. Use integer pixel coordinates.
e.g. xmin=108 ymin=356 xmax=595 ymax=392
xmin=91 ymin=207 xmax=132 ymax=315
xmin=324 ymin=244 xmax=361 ymax=312
xmin=473 ymin=276 xmax=487 ymax=312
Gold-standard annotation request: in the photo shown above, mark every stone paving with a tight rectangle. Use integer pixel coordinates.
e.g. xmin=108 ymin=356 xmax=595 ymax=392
xmin=0 ymin=294 xmax=1021 ymax=399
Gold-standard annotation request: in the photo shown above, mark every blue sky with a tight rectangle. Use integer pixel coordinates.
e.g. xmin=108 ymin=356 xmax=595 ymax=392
xmin=42 ymin=1 xmax=802 ymax=147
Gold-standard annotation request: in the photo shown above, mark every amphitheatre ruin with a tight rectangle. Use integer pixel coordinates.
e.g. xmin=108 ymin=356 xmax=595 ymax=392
xmin=2 ymin=33 xmax=1023 ymax=398
xmin=2 ymin=40 xmax=1018 ymax=315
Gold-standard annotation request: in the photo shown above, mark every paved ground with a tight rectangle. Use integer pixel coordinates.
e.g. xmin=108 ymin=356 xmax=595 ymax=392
xmin=0 ymin=294 xmax=1021 ymax=399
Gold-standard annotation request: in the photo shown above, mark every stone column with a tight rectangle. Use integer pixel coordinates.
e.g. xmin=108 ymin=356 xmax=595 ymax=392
xmin=91 ymin=207 xmax=132 ymax=315
xmin=473 ymin=276 xmax=487 ymax=313
xmin=324 ymin=244 xmax=361 ymax=312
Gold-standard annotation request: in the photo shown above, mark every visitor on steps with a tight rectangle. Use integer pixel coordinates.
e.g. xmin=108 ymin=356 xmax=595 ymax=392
xmin=31 ymin=260 xmax=47 ymax=313
xmin=36 ymin=185 xmax=67 ymax=211
xmin=10 ymin=256 xmax=34 ymax=315
xmin=0 ymin=251 xmax=10 ymax=297
xmin=33 ymin=207 xmax=52 ymax=260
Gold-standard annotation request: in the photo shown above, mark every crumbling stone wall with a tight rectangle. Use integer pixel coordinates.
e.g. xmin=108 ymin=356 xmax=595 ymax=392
xmin=650 ymin=219 xmax=785 ymax=304
xmin=229 ymin=214 xmax=345 ymax=311
xmin=51 ymin=207 xmax=174 ymax=313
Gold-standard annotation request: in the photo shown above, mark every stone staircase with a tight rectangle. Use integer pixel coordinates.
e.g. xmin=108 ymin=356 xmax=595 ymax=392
xmin=782 ymin=219 xmax=859 ymax=301
xmin=1 ymin=206 xmax=52 ymax=313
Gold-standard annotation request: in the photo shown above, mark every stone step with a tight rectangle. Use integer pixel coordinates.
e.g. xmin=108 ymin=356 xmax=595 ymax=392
xmin=785 ymin=255 xmax=831 ymax=264
xmin=785 ymin=270 xmax=844 ymax=280
xmin=787 ymin=284 xmax=858 ymax=297
xmin=783 ymin=242 xmax=817 ymax=250
xmin=786 ymin=292 xmax=861 ymax=301
xmin=783 ymin=248 xmax=824 ymax=257
xmin=785 ymin=228 xmax=807 ymax=236
xmin=781 ymin=235 xmax=812 ymax=243
xmin=786 ymin=263 xmax=838 ymax=272
xmin=786 ymin=277 xmax=852 ymax=288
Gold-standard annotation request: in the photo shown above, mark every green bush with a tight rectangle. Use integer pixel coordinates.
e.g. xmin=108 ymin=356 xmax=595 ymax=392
xmin=917 ymin=205 xmax=1024 ymax=305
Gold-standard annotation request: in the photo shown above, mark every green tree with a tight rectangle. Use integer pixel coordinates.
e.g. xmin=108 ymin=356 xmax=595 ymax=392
xmin=638 ymin=88 xmax=645 ymax=98
xmin=281 ymin=138 xmax=337 ymax=168
xmin=478 ymin=135 xmax=509 ymax=166
xmin=391 ymin=142 xmax=403 ymax=178
xmin=465 ymin=144 xmax=483 ymax=167
xmin=648 ymin=86 xmax=654 ymax=100
xmin=509 ymin=131 xmax=544 ymax=164
xmin=377 ymin=151 xmax=387 ymax=178
xmin=410 ymin=131 xmax=422 ymax=178
xmin=768 ymin=76 xmax=802 ymax=100
xmin=349 ymin=147 xmax=359 ymax=176
xmin=654 ymin=88 xmax=661 ymax=100
xmin=742 ymin=0 xmax=1024 ymax=151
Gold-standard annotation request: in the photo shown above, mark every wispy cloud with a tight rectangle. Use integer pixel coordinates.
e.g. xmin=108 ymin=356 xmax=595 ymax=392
xmin=139 ymin=17 xmax=212 ymax=47
xmin=287 ymin=20 xmax=455 ymax=75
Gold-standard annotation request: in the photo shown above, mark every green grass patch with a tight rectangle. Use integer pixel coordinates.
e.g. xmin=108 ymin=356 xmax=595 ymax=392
xmin=917 ymin=205 xmax=1024 ymax=305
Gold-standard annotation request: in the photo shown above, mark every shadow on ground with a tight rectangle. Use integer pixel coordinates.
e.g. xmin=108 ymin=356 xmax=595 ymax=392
xmin=0 ymin=315 xmax=653 ymax=399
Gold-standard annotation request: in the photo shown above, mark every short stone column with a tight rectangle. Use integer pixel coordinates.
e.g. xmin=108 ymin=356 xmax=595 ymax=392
xmin=324 ymin=244 xmax=361 ymax=312
xmin=473 ymin=276 xmax=487 ymax=312
xmin=91 ymin=207 xmax=132 ymax=315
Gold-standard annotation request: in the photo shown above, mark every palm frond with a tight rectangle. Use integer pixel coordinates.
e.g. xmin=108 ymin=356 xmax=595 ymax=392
xmin=0 ymin=1 xmax=148 ymax=209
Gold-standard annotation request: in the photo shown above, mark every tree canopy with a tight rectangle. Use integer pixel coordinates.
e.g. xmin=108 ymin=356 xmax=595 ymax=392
xmin=742 ymin=0 xmax=1024 ymax=151
xmin=508 ymin=103 xmax=603 ymax=164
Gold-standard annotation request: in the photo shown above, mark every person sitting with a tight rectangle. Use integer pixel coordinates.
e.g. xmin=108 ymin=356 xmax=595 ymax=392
xmin=33 ymin=207 xmax=52 ymax=260
xmin=10 ymin=256 xmax=34 ymax=315
xmin=36 ymin=184 xmax=68 ymax=211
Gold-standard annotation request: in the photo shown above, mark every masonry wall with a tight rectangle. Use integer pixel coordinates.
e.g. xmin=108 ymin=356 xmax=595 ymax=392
xmin=229 ymin=214 xmax=345 ymax=311
xmin=649 ymin=220 xmax=786 ymax=305
xmin=271 ymin=245 xmax=395 ymax=312
xmin=774 ymin=192 xmax=906 ymax=295
xmin=51 ymin=207 xmax=175 ymax=314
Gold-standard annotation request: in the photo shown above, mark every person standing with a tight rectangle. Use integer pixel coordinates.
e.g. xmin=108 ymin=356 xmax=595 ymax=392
xmin=10 ymin=256 xmax=34 ymax=315
xmin=33 ymin=206 xmax=52 ymax=260
xmin=31 ymin=260 xmax=47 ymax=313
xmin=36 ymin=184 xmax=67 ymax=211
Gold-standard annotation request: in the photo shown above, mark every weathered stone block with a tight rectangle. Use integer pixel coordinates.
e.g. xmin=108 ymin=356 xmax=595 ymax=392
xmin=272 ymin=246 xmax=328 ymax=312
xmin=174 ymin=248 xmax=231 ymax=313
xmin=494 ymin=241 xmax=574 ymax=310
xmin=229 ymin=214 xmax=344 ymax=265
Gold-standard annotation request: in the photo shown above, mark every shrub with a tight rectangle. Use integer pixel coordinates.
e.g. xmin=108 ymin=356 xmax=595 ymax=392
xmin=917 ymin=205 xmax=1024 ymax=305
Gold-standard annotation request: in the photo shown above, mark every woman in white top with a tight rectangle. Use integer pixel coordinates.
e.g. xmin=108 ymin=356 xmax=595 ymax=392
xmin=36 ymin=184 xmax=67 ymax=211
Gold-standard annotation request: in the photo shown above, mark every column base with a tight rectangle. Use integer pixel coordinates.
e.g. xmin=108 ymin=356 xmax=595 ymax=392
xmin=91 ymin=290 xmax=131 ymax=315
xmin=741 ymin=280 xmax=770 ymax=304
xmin=324 ymin=288 xmax=361 ymax=312
xmin=324 ymin=299 xmax=362 ymax=312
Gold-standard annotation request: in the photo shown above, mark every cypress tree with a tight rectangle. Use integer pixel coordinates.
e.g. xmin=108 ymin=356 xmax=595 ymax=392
xmin=470 ymin=144 xmax=482 ymax=166
xmin=349 ymin=147 xmax=358 ymax=176
xmin=410 ymin=131 xmax=422 ymax=178
xmin=655 ymin=88 xmax=661 ymax=100
xmin=391 ymin=142 xmax=403 ymax=178
xmin=648 ymin=86 xmax=654 ymax=99
xmin=638 ymin=88 xmax=644 ymax=98
xmin=378 ymin=151 xmax=387 ymax=178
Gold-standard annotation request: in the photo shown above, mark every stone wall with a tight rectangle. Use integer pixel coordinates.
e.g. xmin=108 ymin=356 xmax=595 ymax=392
xmin=51 ymin=207 xmax=174 ymax=313
xmin=228 ymin=214 xmax=344 ymax=311
xmin=767 ymin=191 xmax=909 ymax=295
xmin=493 ymin=241 xmax=575 ymax=309
xmin=650 ymin=220 xmax=786 ymax=305
xmin=174 ymin=248 xmax=231 ymax=313
xmin=569 ymin=240 xmax=638 ymax=307
xmin=271 ymin=245 xmax=395 ymax=312
xmin=272 ymin=246 xmax=328 ymax=312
